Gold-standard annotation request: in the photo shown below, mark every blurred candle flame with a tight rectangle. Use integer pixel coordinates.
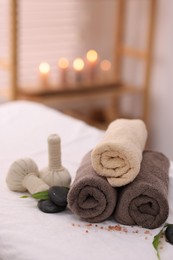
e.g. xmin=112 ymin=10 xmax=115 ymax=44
xmin=100 ymin=60 xmax=111 ymax=71
xmin=86 ymin=50 xmax=98 ymax=63
xmin=58 ymin=58 xmax=69 ymax=69
xmin=39 ymin=62 xmax=50 ymax=74
xmin=73 ymin=58 xmax=84 ymax=71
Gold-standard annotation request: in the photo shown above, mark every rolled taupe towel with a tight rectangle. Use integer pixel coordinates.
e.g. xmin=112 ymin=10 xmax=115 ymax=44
xmin=114 ymin=151 xmax=170 ymax=229
xmin=67 ymin=151 xmax=117 ymax=223
xmin=91 ymin=118 xmax=147 ymax=187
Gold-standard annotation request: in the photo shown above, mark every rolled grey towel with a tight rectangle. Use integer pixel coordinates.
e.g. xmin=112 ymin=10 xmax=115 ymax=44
xmin=114 ymin=151 xmax=170 ymax=229
xmin=68 ymin=151 xmax=117 ymax=223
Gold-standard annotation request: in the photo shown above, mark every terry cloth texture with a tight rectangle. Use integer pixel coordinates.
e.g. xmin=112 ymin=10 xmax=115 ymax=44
xmin=67 ymin=151 xmax=117 ymax=223
xmin=114 ymin=150 xmax=170 ymax=229
xmin=91 ymin=118 xmax=148 ymax=187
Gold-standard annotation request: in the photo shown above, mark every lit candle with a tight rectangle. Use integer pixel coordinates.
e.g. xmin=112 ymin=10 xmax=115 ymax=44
xmin=86 ymin=49 xmax=98 ymax=81
xmin=100 ymin=59 xmax=112 ymax=82
xmin=100 ymin=59 xmax=111 ymax=71
xmin=73 ymin=58 xmax=85 ymax=83
xmin=58 ymin=58 xmax=69 ymax=85
xmin=39 ymin=62 xmax=50 ymax=88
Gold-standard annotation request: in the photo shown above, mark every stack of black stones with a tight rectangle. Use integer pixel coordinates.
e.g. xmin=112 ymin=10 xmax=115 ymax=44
xmin=38 ymin=186 xmax=69 ymax=213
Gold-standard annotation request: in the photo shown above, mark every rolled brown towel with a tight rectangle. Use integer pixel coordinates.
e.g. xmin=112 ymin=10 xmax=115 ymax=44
xmin=114 ymin=151 xmax=170 ymax=229
xmin=67 ymin=151 xmax=117 ymax=223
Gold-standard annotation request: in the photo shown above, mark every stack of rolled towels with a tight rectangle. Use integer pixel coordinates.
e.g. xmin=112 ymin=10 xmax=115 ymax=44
xmin=67 ymin=119 xmax=170 ymax=229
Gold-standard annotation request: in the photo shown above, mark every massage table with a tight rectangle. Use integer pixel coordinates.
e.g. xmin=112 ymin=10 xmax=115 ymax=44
xmin=0 ymin=101 xmax=172 ymax=260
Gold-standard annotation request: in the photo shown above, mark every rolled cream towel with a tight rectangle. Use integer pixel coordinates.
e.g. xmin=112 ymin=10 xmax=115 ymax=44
xmin=114 ymin=151 xmax=170 ymax=229
xmin=67 ymin=151 xmax=117 ymax=223
xmin=91 ymin=119 xmax=147 ymax=187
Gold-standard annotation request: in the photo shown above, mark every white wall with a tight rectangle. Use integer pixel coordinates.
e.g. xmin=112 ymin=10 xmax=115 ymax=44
xmin=149 ymin=0 xmax=173 ymax=159
xmin=117 ymin=0 xmax=173 ymax=160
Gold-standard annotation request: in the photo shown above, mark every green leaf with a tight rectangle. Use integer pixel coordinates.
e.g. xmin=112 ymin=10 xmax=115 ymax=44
xmin=31 ymin=190 xmax=49 ymax=200
xmin=153 ymin=232 xmax=162 ymax=260
xmin=20 ymin=195 xmax=29 ymax=198
xmin=152 ymin=223 xmax=169 ymax=260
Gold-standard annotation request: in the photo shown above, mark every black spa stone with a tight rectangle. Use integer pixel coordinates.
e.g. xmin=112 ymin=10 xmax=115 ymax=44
xmin=37 ymin=199 xmax=66 ymax=213
xmin=165 ymin=224 xmax=173 ymax=245
xmin=48 ymin=186 xmax=69 ymax=207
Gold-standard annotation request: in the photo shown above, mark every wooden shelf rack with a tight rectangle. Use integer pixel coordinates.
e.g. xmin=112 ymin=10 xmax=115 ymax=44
xmin=0 ymin=0 xmax=157 ymax=128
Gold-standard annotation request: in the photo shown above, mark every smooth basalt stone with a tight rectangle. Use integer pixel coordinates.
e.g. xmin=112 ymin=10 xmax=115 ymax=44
xmin=48 ymin=186 xmax=69 ymax=207
xmin=165 ymin=224 xmax=173 ymax=245
xmin=38 ymin=199 xmax=66 ymax=213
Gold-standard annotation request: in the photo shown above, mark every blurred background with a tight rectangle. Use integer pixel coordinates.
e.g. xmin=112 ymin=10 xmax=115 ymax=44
xmin=0 ymin=0 xmax=173 ymax=159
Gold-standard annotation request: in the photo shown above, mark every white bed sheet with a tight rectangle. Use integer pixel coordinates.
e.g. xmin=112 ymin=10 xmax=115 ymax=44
xmin=0 ymin=101 xmax=172 ymax=260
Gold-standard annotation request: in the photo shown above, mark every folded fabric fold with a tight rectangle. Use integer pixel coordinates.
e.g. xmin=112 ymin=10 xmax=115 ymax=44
xmin=91 ymin=118 xmax=148 ymax=187
xmin=67 ymin=151 xmax=117 ymax=223
xmin=114 ymin=150 xmax=170 ymax=229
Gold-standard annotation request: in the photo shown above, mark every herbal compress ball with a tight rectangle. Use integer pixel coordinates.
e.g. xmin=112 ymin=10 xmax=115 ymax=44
xmin=6 ymin=158 xmax=49 ymax=194
xmin=39 ymin=134 xmax=71 ymax=188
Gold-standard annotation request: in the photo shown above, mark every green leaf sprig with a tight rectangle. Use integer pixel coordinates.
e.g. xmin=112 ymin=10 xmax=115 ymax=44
xmin=152 ymin=223 xmax=169 ymax=260
xmin=20 ymin=190 xmax=49 ymax=200
xmin=31 ymin=190 xmax=49 ymax=200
